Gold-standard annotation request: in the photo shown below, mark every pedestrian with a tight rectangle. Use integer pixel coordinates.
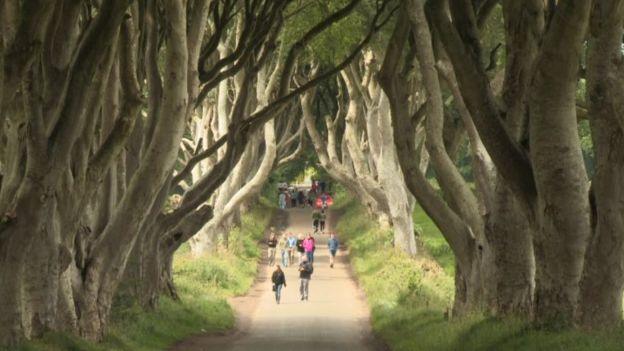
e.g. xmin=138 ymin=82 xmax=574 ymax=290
xmin=320 ymin=180 xmax=326 ymax=193
xmin=290 ymin=188 xmax=297 ymax=207
xmin=287 ymin=232 xmax=297 ymax=263
xmin=278 ymin=191 xmax=286 ymax=209
xmin=303 ymin=233 xmax=315 ymax=263
xmin=319 ymin=209 xmax=327 ymax=232
xmin=271 ymin=265 xmax=287 ymax=304
xmin=279 ymin=234 xmax=290 ymax=267
xmin=296 ymin=234 xmax=305 ymax=263
xmin=307 ymin=190 xmax=316 ymax=207
xmin=312 ymin=209 xmax=320 ymax=232
xmin=285 ymin=191 xmax=291 ymax=209
xmin=298 ymin=256 xmax=313 ymax=301
xmin=298 ymin=191 xmax=306 ymax=208
xmin=328 ymin=233 xmax=339 ymax=268
xmin=321 ymin=192 xmax=328 ymax=208
xmin=267 ymin=231 xmax=278 ymax=266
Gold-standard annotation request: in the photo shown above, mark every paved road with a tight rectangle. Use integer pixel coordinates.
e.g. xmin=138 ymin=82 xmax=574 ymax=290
xmin=171 ymin=207 xmax=381 ymax=351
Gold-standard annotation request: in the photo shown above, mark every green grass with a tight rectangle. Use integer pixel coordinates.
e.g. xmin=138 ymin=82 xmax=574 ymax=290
xmin=413 ymin=205 xmax=455 ymax=275
xmin=337 ymin=197 xmax=624 ymax=351
xmin=11 ymin=199 xmax=274 ymax=351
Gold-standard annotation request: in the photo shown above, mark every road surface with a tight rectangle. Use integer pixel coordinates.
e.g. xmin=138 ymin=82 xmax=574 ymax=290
xmin=171 ymin=207 xmax=382 ymax=351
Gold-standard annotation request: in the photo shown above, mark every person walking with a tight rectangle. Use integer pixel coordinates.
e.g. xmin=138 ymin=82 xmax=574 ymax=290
xmin=298 ymin=190 xmax=306 ymax=208
xmin=271 ymin=265 xmax=287 ymax=304
xmin=287 ymin=232 xmax=297 ymax=264
xmin=279 ymin=234 xmax=290 ymax=267
xmin=296 ymin=234 xmax=305 ymax=263
xmin=303 ymin=233 xmax=315 ymax=263
xmin=319 ymin=209 xmax=327 ymax=233
xmin=290 ymin=188 xmax=297 ymax=207
xmin=328 ymin=233 xmax=340 ymax=268
xmin=267 ymin=232 xmax=278 ymax=266
xmin=312 ymin=210 xmax=320 ymax=232
xmin=307 ymin=190 xmax=316 ymax=207
xmin=278 ymin=191 xmax=286 ymax=209
xmin=298 ymin=257 xmax=313 ymax=301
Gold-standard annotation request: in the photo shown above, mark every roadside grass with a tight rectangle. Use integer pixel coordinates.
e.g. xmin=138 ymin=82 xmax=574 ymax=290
xmin=337 ymin=197 xmax=624 ymax=351
xmin=413 ymin=205 xmax=455 ymax=276
xmin=11 ymin=199 xmax=274 ymax=351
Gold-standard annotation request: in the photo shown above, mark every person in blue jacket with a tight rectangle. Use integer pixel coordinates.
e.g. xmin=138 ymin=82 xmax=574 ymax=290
xmin=327 ymin=233 xmax=339 ymax=268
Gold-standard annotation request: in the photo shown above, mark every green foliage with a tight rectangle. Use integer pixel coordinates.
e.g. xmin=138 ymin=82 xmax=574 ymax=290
xmin=11 ymin=201 xmax=274 ymax=351
xmin=338 ymin=195 xmax=624 ymax=351
xmin=281 ymin=0 xmax=369 ymax=65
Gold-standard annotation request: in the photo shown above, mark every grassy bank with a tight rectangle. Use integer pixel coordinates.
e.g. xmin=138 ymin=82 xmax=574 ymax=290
xmin=337 ymin=198 xmax=624 ymax=351
xmin=13 ymin=199 xmax=274 ymax=351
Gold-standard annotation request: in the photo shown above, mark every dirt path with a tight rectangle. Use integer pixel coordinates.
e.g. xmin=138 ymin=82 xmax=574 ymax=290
xmin=170 ymin=207 xmax=382 ymax=351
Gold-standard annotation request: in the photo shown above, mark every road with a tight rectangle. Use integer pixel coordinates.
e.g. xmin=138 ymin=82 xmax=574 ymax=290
xmin=171 ymin=207 xmax=382 ymax=351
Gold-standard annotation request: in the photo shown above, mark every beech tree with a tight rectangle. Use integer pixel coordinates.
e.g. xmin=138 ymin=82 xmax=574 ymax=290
xmin=0 ymin=0 xmax=394 ymax=345
xmin=376 ymin=0 xmax=624 ymax=329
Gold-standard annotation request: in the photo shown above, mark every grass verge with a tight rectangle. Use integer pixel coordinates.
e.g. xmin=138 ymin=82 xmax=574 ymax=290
xmin=12 ymin=199 xmax=274 ymax=351
xmin=337 ymin=197 xmax=624 ymax=351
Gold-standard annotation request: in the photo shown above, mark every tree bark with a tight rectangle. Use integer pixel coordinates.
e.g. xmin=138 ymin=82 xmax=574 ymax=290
xmin=578 ymin=0 xmax=624 ymax=329
xmin=528 ymin=0 xmax=591 ymax=326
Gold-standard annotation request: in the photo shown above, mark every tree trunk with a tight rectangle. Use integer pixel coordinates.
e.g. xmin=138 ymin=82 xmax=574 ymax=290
xmin=529 ymin=1 xmax=591 ymax=326
xmin=578 ymin=0 xmax=624 ymax=328
xmin=487 ymin=179 xmax=534 ymax=316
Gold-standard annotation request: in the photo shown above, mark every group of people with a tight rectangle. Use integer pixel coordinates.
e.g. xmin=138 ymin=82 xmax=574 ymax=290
xmin=267 ymin=230 xmax=340 ymax=304
xmin=276 ymin=179 xmax=333 ymax=210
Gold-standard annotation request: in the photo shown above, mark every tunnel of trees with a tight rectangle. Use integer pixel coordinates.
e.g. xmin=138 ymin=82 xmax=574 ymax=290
xmin=0 ymin=0 xmax=623 ymax=347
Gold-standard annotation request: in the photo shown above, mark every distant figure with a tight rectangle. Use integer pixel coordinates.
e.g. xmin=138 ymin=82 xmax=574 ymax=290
xmin=287 ymin=232 xmax=297 ymax=263
xmin=278 ymin=191 xmax=286 ymax=209
xmin=267 ymin=232 xmax=278 ymax=266
xmin=298 ymin=257 xmax=313 ymax=301
xmin=328 ymin=233 xmax=340 ymax=268
xmin=312 ymin=210 xmax=320 ymax=232
xmin=320 ymin=180 xmax=326 ymax=193
xmin=320 ymin=192 xmax=329 ymax=208
xmin=307 ymin=191 xmax=316 ymax=207
xmin=271 ymin=265 xmax=287 ymax=304
xmin=303 ymin=233 xmax=316 ymax=263
xmin=296 ymin=234 xmax=305 ymax=263
xmin=319 ymin=209 xmax=327 ymax=232
xmin=279 ymin=234 xmax=290 ymax=267
xmin=290 ymin=188 xmax=297 ymax=207
xmin=297 ymin=191 xmax=306 ymax=208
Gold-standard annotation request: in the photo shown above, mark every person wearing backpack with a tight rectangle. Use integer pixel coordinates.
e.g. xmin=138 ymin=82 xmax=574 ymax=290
xmin=267 ymin=232 xmax=278 ymax=266
xmin=271 ymin=265 xmax=287 ymax=304
xmin=298 ymin=256 xmax=313 ymax=301
xmin=296 ymin=234 xmax=305 ymax=263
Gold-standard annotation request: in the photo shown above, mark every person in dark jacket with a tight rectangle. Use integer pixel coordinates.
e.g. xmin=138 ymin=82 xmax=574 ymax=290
xmin=271 ymin=265 xmax=287 ymax=304
xmin=296 ymin=234 xmax=305 ymax=263
xmin=298 ymin=256 xmax=313 ymax=301
xmin=319 ymin=210 xmax=327 ymax=232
